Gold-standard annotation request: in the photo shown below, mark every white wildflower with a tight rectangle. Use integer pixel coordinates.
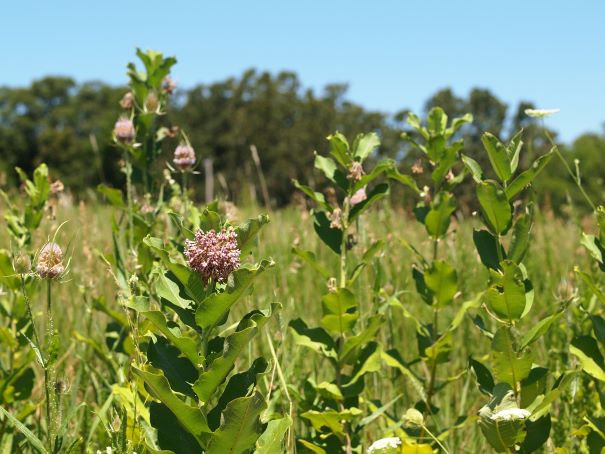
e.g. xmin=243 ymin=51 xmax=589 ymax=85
xmin=524 ymin=108 xmax=560 ymax=118
xmin=368 ymin=436 xmax=402 ymax=453
xmin=490 ymin=408 xmax=531 ymax=421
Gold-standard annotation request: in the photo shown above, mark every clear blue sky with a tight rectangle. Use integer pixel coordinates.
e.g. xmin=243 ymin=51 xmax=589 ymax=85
xmin=3 ymin=0 xmax=604 ymax=143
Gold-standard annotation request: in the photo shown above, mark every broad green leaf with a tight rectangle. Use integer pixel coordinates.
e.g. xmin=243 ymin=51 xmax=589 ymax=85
xmin=505 ymin=149 xmax=554 ymax=200
xmin=195 ymin=259 xmax=272 ymax=329
xmin=235 ymin=214 xmax=270 ymax=255
xmin=156 ymin=272 xmax=194 ymax=309
xmin=447 ymin=112 xmax=473 ymax=137
xmin=315 ymin=382 xmax=344 ymax=401
xmin=477 ymin=180 xmax=512 ymax=234
xmin=194 ymin=306 xmax=274 ymax=402
xmin=292 ymin=180 xmax=330 ymax=211
xmin=289 ymin=318 xmax=337 ymax=360
xmin=469 ymin=357 xmax=495 ymax=395
xmin=207 ymin=357 xmax=267 ymax=431
xmin=581 ymin=233 xmax=604 ymax=264
xmin=592 ymin=316 xmax=605 ymax=346
xmin=301 ymin=408 xmax=362 ymax=436
xmin=491 ymin=328 xmax=533 ymax=387
xmin=424 ymin=192 xmax=456 ymax=238
xmin=473 ymin=229 xmax=504 ymax=270
xmin=461 ymin=154 xmax=484 ymax=183
xmin=133 ymin=367 xmax=210 ymax=441
xmin=148 ymin=337 xmax=197 ymax=398
xmin=519 ymin=415 xmax=551 ymax=453
xmin=482 ymin=132 xmax=512 ymax=182
xmin=321 ymin=288 xmax=358 ymax=336
xmin=344 ymin=342 xmax=383 ymax=387
xmin=427 ymin=107 xmax=448 ymax=135
xmin=570 ymin=336 xmax=605 ymax=381
xmin=313 ymin=211 xmax=342 ymax=254
xmin=314 ymin=155 xmax=349 ymax=191
xmin=424 ymin=260 xmax=458 ymax=307
xmin=353 ymin=132 xmax=380 ymax=161
xmin=484 ymin=261 xmax=527 ymax=322
xmin=339 ymin=315 xmax=383 ymax=365
xmin=205 ymin=391 xmax=266 ymax=454
xmin=386 ymin=168 xmax=421 ymax=194
xmin=327 ymin=132 xmax=351 ymax=167
xmin=520 ymin=311 xmax=563 ymax=349
xmin=508 ymin=210 xmax=533 ymax=264
xmin=255 ymin=416 xmax=292 ymax=454
xmin=150 ymin=402 xmax=202 ymax=454
xmin=508 ymin=130 xmax=524 ymax=174
xmin=143 ymin=311 xmax=200 ymax=365
xmin=354 ymin=159 xmax=394 ymax=192
xmin=519 ymin=367 xmax=548 ymax=409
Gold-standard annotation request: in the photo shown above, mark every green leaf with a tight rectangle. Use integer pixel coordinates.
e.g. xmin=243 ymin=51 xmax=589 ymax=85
xmin=424 ymin=260 xmax=458 ymax=307
xmin=150 ymin=402 xmax=202 ymax=454
xmin=148 ymin=337 xmax=198 ymax=398
xmin=195 ymin=259 xmax=272 ymax=329
xmin=386 ymin=168 xmax=421 ymax=194
xmin=193 ymin=306 xmax=274 ymax=403
xmin=581 ymin=233 xmax=604 ymax=265
xmin=321 ymin=288 xmax=358 ymax=336
xmin=570 ymin=336 xmax=605 ymax=381
xmin=301 ymin=408 xmax=362 ymax=437
xmin=469 ymin=357 xmax=495 ymax=395
xmin=520 ymin=311 xmax=563 ymax=349
xmin=133 ymin=367 xmax=210 ymax=443
xmin=427 ymin=107 xmax=448 ymax=135
xmin=473 ymin=229 xmax=504 ymax=270
xmin=508 ymin=210 xmax=533 ymax=264
xmin=519 ymin=367 xmax=548 ymax=409
xmin=484 ymin=261 xmax=527 ymax=322
xmin=508 ymin=130 xmax=524 ymax=174
xmin=289 ymin=319 xmax=337 ymax=360
xmin=424 ymin=192 xmax=456 ymax=238
xmin=505 ymin=149 xmax=554 ymax=200
xmin=0 ymin=406 xmax=46 ymax=453
xmin=205 ymin=391 xmax=267 ymax=454
xmin=339 ymin=315 xmax=383 ymax=365
xmin=461 ymin=154 xmax=484 ymax=183
xmin=255 ymin=416 xmax=292 ymax=454
xmin=292 ymin=247 xmax=331 ymax=279
xmin=315 ymin=382 xmax=344 ymax=401
xmin=348 ymin=183 xmax=389 ymax=221
xmin=292 ymin=180 xmax=330 ymax=211
xmin=482 ymin=132 xmax=512 ymax=182
xmin=353 ymin=132 xmax=380 ymax=161
xmin=344 ymin=342 xmax=383 ymax=387
xmin=477 ymin=180 xmax=512 ymax=234
xmin=156 ymin=272 xmax=194 ymax=310
xmin=491 ymin=328 xmax=533 ymax=387
xmin=236 ymin=214 xmax=270 ymax=255
xmin=97 ymin=184 xmax=125 ymax=208
xmin=143 ymin=311 xmax=201 ymax=365
xmin=327 ymin=132 xmax=351 ymax=167
xmin=592 ymin=316 xmax=605 ymax=347
xmin=313 ymin=211 xmax=342 ymax=254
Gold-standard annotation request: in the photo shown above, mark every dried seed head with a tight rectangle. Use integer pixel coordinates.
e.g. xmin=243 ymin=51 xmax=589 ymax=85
xmin=113 ymin=116 xmax=135 ymax=144
xmin=162 ymin=76 xmax=177 ymax=94
xmin=349 ymin=187 xmax=367 ymax=206
xmin=36 ymin=242 xmax=64 ymax=279
xmin=13 ymin=252 xmax=31 ymax=274
xmin=119 ymin=92 xmax=134 ymax=109
xmin=347 ymin=161 xmax=365 ymax=181
xmin=184 ymin=228 xmax=241 ymax=284
xmin=173 ymin=143 xmax=196 ymax=171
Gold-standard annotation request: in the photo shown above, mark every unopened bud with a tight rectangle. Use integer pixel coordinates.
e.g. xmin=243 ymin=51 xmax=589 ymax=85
xmin=119 ymin=92 xmax=134 ymax=109
xmin=36 ymin=242 xmax=64 ymax=279
xmin=144 ymin=92 xmax=159 ymax=112
xmin=14 ymin=252 xmax=31 ymax=274
xmin=173 ymin=143 xmax=196 ymax=171
xmin=347 ymin=161 xmax=364 ymax=181
xmin=162 ymin=76 xmax=177 ymax=94
xmin=113 ymin=116 xmax=135 ymax=144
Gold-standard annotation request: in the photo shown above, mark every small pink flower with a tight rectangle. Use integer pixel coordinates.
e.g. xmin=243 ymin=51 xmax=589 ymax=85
xmin=347 ymin=162 xmax=364 ymax=181
xmin=173 ymin=143 xmax=196 ymax=171
xmin=184 ymin=228 xmax=240 ymax=283
xmin=162 ymin=76 xmax=177 ymax=94
xmin=350 ymin=187 xmax=367 ymax=206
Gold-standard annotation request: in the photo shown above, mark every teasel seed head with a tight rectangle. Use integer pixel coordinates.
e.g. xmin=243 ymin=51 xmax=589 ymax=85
xmin=36 ymin=242 xmax=64 ymax=279
xmin=113 ymin=116 xmax=135 ymax=144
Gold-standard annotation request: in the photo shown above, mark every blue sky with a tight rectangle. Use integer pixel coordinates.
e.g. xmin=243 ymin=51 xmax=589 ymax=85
xmin=3 ymin=0 xmax=604 ymax=143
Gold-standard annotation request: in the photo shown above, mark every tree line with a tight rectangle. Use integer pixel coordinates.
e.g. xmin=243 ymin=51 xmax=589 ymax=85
xmin=0 ymin=71 xmax=603 ymax=211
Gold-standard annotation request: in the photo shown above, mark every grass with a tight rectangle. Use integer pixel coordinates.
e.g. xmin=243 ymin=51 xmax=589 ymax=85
xmin=0 ymin=197 xmax=598 ymax=452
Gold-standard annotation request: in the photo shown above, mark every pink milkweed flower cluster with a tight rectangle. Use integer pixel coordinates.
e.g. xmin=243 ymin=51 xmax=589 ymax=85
xmin=184 ymin=228 xmax=240 ymax=283
xmin=173 ymin=143 xmax=196 ymax=171
xmin=349 ymin=187 xmax=367 ymax=206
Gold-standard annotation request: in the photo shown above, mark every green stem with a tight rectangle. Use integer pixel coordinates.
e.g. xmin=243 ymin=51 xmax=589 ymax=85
xmin=543 ymin=125 xmax=596 ymax=211
xmin=21 ymin=275 xmax=42 ymax=360
xmin=124 ymin=152 xmax=135 ymax=251
xmin=182 ymin=171 xmax=189 ymax=215
xmin=421 ymin=423 xmax=451 ymax=454
xmin=45 ymin=280 xmax=57 ymax=452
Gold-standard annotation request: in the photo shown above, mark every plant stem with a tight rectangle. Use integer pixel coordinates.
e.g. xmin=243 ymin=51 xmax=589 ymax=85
xmin=124 ymin=152 xmax=135 ymax=251
xmin=182 ymin=171 xmax=189 ymax=215
xmin=45 ymin=280 xmax=57 ymax=452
